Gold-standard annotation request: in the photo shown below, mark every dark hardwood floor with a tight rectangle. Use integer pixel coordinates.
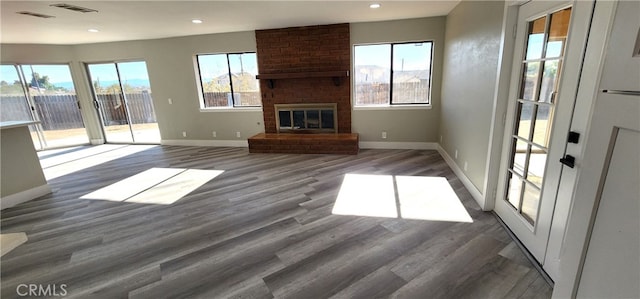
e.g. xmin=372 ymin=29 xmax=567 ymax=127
xmin=0 ymin=145 xmax=552 ymax=298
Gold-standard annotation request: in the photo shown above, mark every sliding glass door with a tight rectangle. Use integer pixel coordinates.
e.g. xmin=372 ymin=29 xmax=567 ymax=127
xmin=1 ymin=64 xmax=89 ymax=149
xmin=87 ymin=61 xmax=160 ymax=143
xmin=21 ymin=65 xmax=89 ymax=148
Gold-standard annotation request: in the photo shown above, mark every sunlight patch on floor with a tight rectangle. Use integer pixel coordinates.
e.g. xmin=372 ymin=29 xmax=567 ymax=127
xmin=395 ymin=176 xmax=473 ymax=222
xmin=333 ymin=174 xmax=473 ymax=223
xmin=81 ymin=168 xmax=223 ymax=205
xmin=39 ymin=144 xmax=127 ymax=168
xmin=0 ymin=233 xmax=28 ymax=257
xmin=332 ymin=174 xmax=398 ymax=218
xmin=80 ymin=168 xmax=185 ymax=202
xmin=126 ymin=169 xmax=223 ymax=205
xmin=41 ymin=145 xmax=158 ymax=180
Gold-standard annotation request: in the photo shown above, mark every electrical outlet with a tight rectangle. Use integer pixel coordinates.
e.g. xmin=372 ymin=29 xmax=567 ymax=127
xmin=381 ymin=131 xmax=387 ymax=139
xmin=168 ymin=98 xmax=173 ymax=105
xmin=455 ymin=149 xmax=458 ymax=159
xmin=182 ymin=131 xmax=187 ymax=138
xmin=236 ymin=131 xmax=241 ymax=138
xmin=464 ymin=161 xmax=468 ymax=171
xmin=212 ymin=131 xmax=217 ymax=138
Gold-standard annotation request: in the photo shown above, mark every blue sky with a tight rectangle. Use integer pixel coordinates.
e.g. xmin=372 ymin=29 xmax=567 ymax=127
xmin=527 ymin=34 xmax=563 ymax=59
xmin=1 ymin=65 xmax=74 ymax=84
xmin=88 ymin=61 xmax=150 ymax=84
xmin=0 ymin=65 xmax=22 ymax=83
xmin=2 ymin=63 xmax=151 ymax=86
xmin=198 ymin=53 xmax=258 ymax=79
xmin=354 ymin=43 xmax=432 ymax=71
xmin=21 ymin=65 xmax=74 ymax=84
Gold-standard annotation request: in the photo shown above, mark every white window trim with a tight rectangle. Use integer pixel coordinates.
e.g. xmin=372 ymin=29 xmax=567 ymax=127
xmin=194 ymin=52 xmax=262 ymax=110
xmin=352 ymin=41 xmax=434 ymax=109
xmin=199 ymin=107 xmax=263 ymax=113
xmin=353 ymin=104 xmax=432 ymax=111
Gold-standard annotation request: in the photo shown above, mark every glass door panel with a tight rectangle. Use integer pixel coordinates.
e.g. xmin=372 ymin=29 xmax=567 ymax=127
xmin=227 ymin=53 xmax=261 ymax=107
xmin=0 ymin=65 xmax=42 ymax=149
xmin=20 ymin=65 xmax=89 ymax=148
xmin=504 ymin=7 xmax=572 ymax=226
xmin=117 ymin=61 xmax=160 ymax=143
xmin=87 ymin=63 xmax=133 ymax=143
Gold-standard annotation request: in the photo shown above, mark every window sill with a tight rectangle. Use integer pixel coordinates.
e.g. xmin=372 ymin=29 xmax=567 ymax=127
xmin=353 ymin=104 xmax=432 ymax=111
xmin=200 ymin=107 xmax=263 ymax=113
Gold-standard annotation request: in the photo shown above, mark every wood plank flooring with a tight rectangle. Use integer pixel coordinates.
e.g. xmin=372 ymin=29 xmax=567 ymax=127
xmin=0 ymin=145 xmax=553 ymax=298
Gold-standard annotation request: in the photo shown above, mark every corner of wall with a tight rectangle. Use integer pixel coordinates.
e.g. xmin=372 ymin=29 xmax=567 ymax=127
xmin=436 ymin=143 xmax=487 ymax=210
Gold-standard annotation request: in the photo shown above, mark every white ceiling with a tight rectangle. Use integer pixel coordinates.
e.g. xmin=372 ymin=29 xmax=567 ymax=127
xmin=0 ymin=1 xmax=459 ymax=45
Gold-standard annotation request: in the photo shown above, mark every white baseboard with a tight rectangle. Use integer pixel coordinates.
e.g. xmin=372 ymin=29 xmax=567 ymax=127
xmin=359 ymin=141 xmax=438 ymax=150
xmin=1 ymin=184 xmax=51 ymax=210
xmin=90 ymin=139 xmax=104 ymax=145
xmin=161 ymin=139 xmax=248 ymax=147
xmin=436 ymin=144 xmax=486 ymax=210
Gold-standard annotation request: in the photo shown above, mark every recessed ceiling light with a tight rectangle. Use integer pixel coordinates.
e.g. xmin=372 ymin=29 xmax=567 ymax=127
xmin=50 ymin=3 xmax=98 ymax=13
xmin=17 ymin=11 xmax=55 ymax=18
xmin=370 ymin=3 xmax=381 ymax=9
xmin=192 ymin=19 xmax=203 ymax=24
xmin=88 ymin=28 xmax=99 ymax=33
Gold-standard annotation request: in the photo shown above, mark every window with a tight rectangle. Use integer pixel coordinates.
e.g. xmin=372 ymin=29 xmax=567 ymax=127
xmin=196 ymin=52 xmax=261 ymax=108
xmin=354 ymin=42 xmax=432 ymax=106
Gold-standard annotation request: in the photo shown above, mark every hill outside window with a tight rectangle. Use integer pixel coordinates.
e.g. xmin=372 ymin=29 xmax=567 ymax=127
xmin=354 ymin=41 xmax=432 ymax=106
xmin=196 ymin=52 xmax=261 ymax=108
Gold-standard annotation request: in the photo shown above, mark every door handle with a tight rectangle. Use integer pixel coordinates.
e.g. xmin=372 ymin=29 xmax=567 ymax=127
xmin=560 ymin=155 xmax=576 ymax=168
xmin=568 ymin=131 xmax=580 ymax=144
xmin=93 ymin=100 xmax=99 ymax=110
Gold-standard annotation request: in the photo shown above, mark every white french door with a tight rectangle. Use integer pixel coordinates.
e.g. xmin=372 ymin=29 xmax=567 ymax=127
xmin=494 ymin=0 xmax=594 ymax=276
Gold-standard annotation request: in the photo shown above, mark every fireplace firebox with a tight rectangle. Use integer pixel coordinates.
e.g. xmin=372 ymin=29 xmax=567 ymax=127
xmin=274 ymin=103 xmax=337 ymax=133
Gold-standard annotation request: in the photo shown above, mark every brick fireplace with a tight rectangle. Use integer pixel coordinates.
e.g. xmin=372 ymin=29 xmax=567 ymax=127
xmin=255 ymin=23 xmax=351 ymax=133
xmin=248 ymin=23 xmax=358 ymax=154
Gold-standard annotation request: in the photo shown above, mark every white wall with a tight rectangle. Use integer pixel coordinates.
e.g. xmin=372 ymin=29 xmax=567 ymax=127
xmin=74 ymin=31 xmax=265 ymax=143
xmin=0 ymin=125 xmax=48 ymax=197
xmin=0 ymin=124 xmax=51 ymax=209
xmin=351 ymin=17 xmax=445 ymax=145
xmin=1 ymin=32 xmax=266 ymax=144
xmin=440 ymin=1 xmax=505 ymax=195
xmin=2 ymin=17 xmax=446 ymax=146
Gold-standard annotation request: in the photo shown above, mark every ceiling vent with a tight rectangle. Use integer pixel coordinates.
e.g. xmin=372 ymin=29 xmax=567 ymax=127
xmin=16 ymin=11 xmax=55 ymax=18
xmin=50 ymin=3 xmax=98 ymax=13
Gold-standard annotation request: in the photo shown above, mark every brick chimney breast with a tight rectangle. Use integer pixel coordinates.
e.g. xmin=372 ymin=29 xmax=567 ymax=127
xmin=255 ymin=23 xmax=351 ymax=133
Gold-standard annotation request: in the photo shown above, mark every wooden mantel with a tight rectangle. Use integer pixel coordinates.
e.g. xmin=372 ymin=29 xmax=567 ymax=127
xmin=256 ymin=71 xmax=349 ymax=80
xmin=256 ymin=71 xmax=349 ymax=88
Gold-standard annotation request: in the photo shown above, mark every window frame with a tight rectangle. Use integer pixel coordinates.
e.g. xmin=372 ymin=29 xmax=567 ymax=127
xmin=353 ymin=41 xmax=434 ymax=108
xmin=195 ymin=52 xmax=262 ymax=111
